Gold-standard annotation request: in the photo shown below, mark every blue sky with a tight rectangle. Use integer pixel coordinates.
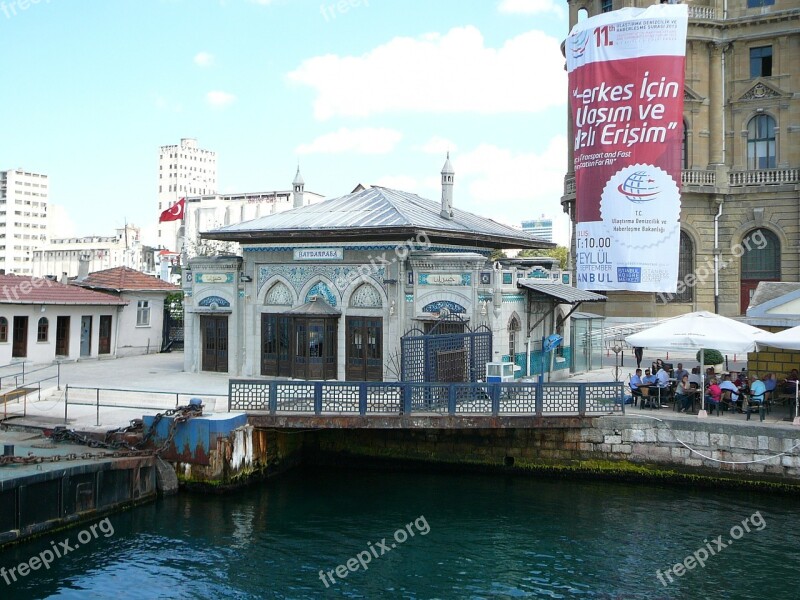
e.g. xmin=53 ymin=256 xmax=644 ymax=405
xmin=0 ymin=0 xmax=569 ymax=245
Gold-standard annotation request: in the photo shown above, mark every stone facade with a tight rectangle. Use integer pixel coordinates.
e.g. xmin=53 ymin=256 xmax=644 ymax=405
xmin=562 ymin=0 xmax=800 ymax=319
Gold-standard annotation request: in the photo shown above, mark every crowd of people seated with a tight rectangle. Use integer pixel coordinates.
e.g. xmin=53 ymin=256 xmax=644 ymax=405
xmin=628 ymin=359 xmax=799 ymax=417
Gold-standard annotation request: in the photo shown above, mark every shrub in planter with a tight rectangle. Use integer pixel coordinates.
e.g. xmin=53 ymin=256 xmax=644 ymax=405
xmin=696 ymin=349 xmax=724 ymax=366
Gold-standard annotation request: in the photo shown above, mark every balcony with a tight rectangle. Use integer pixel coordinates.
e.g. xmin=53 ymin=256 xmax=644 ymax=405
xmin=562 ymin=168 xmax=799 ymax=202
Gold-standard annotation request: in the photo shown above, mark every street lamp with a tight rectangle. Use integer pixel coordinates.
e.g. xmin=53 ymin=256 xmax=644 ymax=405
xmin=612 ymin=343 xmax=623 ymax=382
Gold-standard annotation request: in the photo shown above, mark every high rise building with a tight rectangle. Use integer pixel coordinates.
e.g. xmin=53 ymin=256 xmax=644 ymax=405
xmin=157 ymin=138 xmax=217 ymax=252
xmin=561 ymin=0 xmax=800 ymax=319
xmin=521 ymin=216 xmax=553 ymax=242
xmin=0 ymin=168 xmax=49 ymax=275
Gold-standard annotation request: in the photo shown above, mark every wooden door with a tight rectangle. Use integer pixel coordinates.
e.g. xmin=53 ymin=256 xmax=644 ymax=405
xmin=201 ymin=316 xmax=228 ymax=373
xmin=56 ymin=316 xmax=70 ymax=356
xmin=346 ymin=317 xmax=383 ymax=381
xmin=98 ymin=316 xmax=112 ymax=354
xmin=12 ymin=316 xmax=27 ymax=358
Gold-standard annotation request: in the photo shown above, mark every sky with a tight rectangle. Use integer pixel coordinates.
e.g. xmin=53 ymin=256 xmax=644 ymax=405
xmin=0 ymin=0 xmax=570 ymax=246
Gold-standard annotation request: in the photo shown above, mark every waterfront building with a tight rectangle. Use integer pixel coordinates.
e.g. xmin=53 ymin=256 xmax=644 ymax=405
xmin=521 ymin=216 xmax=554 ymax=242
xmin=0 ymin=168 xmax=49 ymax=276
xmin=561 ymin=0 xmax=800 ymax=319
xmin=0 ymin=274 xmax=126 ymax=363
xmin=73 ymin=267 xmax=179 ymax=357
xmin=158 ymin=138 xmax=217 ymax=252
xmin=183 ymin=157 xmax=606 ymax=379
xmin=31 ymin=224 xmax=149 ymax=279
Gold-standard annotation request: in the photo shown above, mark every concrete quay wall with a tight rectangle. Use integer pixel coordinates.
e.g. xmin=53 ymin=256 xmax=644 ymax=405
xmin=302 ymin=416 xmax=800 ymax=491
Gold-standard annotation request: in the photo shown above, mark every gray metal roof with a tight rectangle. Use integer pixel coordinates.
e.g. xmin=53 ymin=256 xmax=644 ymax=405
xmin=517 ymin=280 xmax=607 ymax=304
xmin=206 ymin=186 xmax=554 ymax=250
xmin=749 ymin=282 xmax=800 ymax=309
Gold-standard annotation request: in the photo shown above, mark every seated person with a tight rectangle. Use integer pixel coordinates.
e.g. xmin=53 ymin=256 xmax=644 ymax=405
xmin=734 ymin=369 xmax=748 ymax=388
xmin=688 ymin=367 xmax=702 ymax=387
xmin=783 ymin=369 xmax=799 ymax=394
xmin=642 ymin=369 xmax=656 ymax=386
xmin=763 ymin=373 xmax=777 ymax=393
xmin=655 ymin=365 xmax=670 ymax=388
xmin=747 ymin=375 xmax=767 ymax=419
xmin=673 ymin=363 xmax=689 ymax=383
xmin=706 ymin=367 xmax=716 ymax=380
xmin=630 ymin=369 xmax=643 ymax=401
xmin=705 ymin=378 xmax=722 ymax=410
xmin=675 ymin=374 xmax=693 ymax=413
xmin=719 ymin=374 xmax=740 ymax=407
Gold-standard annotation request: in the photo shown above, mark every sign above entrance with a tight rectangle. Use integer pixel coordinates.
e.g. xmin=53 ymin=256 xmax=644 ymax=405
xmin=294 ymin=248 xmax=343 ymax=261
xmin=419 ymin=273 xmax=471 ymax=286
xmin=195 ymin=273 xmax=234 ymax=284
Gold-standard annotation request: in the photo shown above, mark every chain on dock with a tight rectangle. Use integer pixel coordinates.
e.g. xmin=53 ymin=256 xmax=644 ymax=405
xmin=0 ymin=403 xmax=203 ymax=466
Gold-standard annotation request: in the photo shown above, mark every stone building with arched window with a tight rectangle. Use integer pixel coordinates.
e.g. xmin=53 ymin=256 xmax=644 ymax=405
xmin=182 ymin=159 xmax=606 ymax=379
xmin=561 ymin=0 xmax=800 ymax=319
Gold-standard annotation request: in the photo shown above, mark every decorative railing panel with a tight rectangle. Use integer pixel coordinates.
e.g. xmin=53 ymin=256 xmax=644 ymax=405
xmin=229 ymin=380 xmax=625 ymax=417
xmin=729 ymin=169 xmax=799 ymax=187
xmin=681 ymin=170 xmax=716 ymax=187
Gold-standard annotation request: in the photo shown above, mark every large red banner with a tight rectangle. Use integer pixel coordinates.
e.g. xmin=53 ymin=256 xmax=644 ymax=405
xmin=567 ymin=5 xmax=688 ymax=292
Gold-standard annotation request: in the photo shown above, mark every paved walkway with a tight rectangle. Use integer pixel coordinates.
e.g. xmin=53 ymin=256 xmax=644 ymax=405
xmin=0 ymin=350 xmax=795 ymax=433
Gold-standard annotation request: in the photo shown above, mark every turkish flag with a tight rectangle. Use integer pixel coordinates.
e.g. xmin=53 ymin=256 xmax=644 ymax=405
xmin=159 ymin=198 xmax=185 ymax=222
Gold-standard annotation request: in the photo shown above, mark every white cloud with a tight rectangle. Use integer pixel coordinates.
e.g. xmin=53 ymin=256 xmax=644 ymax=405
xmin=194 ymin=52 xmax=215 ymax=67
xmin=498 ymin=0 xmax=564 ymax=17
xmin=47 ymin=204 xmax=77 ymax=239
xmin=420 ymin=136 xmax=457 ymax=155
xmin=296 ymin=127 xmax=403 ymax=155
xmin=455 ymin=137 xmax=570 ymax=244
xmin=206 ymin=90 xmax=236 ymax=108
xmin=288 ymin=26 xmax=567 ymax=120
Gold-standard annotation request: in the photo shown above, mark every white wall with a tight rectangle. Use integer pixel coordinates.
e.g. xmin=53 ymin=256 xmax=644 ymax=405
xmin=116 ymin=291 xmax=167 ymax=357
xmin=0 ymin=304 xmax=122 ymax=365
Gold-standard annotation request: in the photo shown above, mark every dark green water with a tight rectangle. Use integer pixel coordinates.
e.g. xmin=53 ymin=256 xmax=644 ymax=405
xmin=1 ymin=468 xmax=799 ymax=599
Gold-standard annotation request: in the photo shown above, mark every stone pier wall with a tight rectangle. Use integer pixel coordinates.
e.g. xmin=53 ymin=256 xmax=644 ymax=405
xmin=304 ymin=416 xmax=800 ymax=491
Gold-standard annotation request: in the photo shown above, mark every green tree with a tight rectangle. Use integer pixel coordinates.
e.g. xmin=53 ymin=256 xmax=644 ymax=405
xmin=489 ymin=249 xmax=507 ymax=261
xmin=517 ymin=246 xmax=569 ymax=269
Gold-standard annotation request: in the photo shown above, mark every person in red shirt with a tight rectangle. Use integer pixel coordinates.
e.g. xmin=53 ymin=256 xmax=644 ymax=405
xmin=705 ymin=378 xmax=722 ymax=412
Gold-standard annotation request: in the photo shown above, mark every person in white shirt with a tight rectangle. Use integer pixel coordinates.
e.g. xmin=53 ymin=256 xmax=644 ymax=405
xmin=719 ymin=375 xmax=740 ymax=402
xmin=656 ymin=367 xmax=670 ymax=388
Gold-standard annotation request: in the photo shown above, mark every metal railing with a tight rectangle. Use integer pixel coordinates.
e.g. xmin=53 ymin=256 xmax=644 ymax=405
xmin=0 ymin=362 xmax=62 ymax=421
xmin=63 ymin=385 xmax=228 ymax=426
xmin=0 ymin=361 xmax=61 ymax=390
xmin=228 ymin=380 xmax=625 ymax=417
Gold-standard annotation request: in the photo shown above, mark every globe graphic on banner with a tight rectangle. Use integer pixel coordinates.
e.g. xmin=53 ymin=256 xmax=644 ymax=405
xmin=617 ymin=170 xmax=659 ymax=203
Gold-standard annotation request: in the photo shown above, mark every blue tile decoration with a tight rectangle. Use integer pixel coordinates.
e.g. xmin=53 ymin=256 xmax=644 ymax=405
xmin=198 ymin=295 xmax=231 ymax=308
xmin=305 ymin=281 xmax=337 ymax=306
xmin=502 ymin=272 xmax=513 ymax=285
xmin=405 ymin=294 xmax=414 ymax=303
xmin=422 ymin=300 xmax=466 ymax=314
xmin=480 ymin=272 xmax=492 ymax=285
xmin=258 ymin=264 xmax=386 ymax=298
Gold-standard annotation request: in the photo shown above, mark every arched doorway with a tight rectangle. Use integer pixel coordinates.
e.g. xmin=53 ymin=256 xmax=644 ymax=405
xmin=740 ymin=228 xmax=780 ymax=313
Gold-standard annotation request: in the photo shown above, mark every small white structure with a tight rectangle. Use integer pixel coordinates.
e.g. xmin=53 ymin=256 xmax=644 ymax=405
xmin=73 ymin=267 xmax=179 ymax=357
xmin=0 ymin=274 xmax=126 ymax=364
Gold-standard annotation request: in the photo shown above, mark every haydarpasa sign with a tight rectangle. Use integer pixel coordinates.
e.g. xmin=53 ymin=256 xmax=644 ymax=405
xmin=567 ymin=4 xmax=688 ymax=292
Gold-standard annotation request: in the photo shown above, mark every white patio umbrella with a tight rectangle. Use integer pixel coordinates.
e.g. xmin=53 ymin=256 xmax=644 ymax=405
xmin=625 ymin=311 xmax=772 ymax=415
xmin=755 ymin=325 xmax=800 ymax=351
xmin=755 ymin=325 xmax=800 ymax=423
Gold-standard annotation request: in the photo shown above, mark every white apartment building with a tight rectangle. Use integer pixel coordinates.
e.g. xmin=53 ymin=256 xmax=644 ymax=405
xmin=31 ymin=224 xmax=153 ymax=279
xmin=0 ymin=168 xmax=49 ymax=275
xmin=158 ymin=138 xmax=217 ymax=251
xmin=185 ymin=167 xmax=325 ymax=258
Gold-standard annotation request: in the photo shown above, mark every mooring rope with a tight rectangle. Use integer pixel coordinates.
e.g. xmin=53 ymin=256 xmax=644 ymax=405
xmin=621 ymin=413 xmax=800 ymax=465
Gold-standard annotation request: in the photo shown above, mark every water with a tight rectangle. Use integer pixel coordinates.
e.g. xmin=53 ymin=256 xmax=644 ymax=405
xmin=1 ymin=467 xmax=799 ymax=599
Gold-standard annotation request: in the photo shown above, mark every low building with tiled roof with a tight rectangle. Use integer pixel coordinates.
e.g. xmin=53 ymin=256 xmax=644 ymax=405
xmin=72 ymin=267 xmax=180 ymax=357
xmin=0 ymin=274 xmax=127 ymax=364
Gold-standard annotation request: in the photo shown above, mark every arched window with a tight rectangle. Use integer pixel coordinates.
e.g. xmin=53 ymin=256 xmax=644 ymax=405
xmin=577 ymin=7 xmax=589 ymax=21
xmin=675 ymin=231 xmax=694 ymax=303
xmin=508 ymin=315 xmax=521 ymax=359
xmin=740 ymin=228 xmax=780 ymax=313
xmin=37 ymin=317 xmax=49 ymax=342
xmin=0 ymin=317 xmax=7 ymax=343
xmin=747 ymin=114 xmax=776 ymax=169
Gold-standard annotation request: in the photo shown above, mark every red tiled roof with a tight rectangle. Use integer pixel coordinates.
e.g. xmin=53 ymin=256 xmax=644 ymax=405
xmin=75 ymin=267 xmax=179 ymax=292
xmin=0 ymin=275 xmax=127 ymax=305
